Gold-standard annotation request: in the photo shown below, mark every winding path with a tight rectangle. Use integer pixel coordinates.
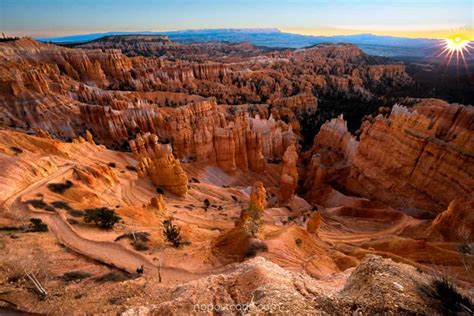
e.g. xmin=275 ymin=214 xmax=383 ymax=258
xmin=319 ymin=214 xmax=415 ymax=243
xmin=1 ymin=164 xmax=212 ymax=282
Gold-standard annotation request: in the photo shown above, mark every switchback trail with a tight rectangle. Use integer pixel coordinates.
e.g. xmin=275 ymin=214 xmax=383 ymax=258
xmin=2 ymin=164 xmax=226 ymax=283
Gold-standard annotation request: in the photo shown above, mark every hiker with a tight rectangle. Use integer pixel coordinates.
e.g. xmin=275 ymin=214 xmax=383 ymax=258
xmin=136 ymin=264 xmax=144 ymax=274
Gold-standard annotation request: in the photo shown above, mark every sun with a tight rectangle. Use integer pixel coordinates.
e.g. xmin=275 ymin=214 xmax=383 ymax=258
xmin=444 ymin=34 xmax=470 ymax=53
xmin=438 ymin=33 xmax=473 ymax=66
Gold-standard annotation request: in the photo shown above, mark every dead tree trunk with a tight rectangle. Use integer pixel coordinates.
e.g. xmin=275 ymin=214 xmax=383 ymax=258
xmin=25 ymin=271 xmax=47 ymax=299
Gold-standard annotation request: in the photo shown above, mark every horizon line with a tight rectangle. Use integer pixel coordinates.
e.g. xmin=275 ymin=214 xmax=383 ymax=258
xmin=25 ymin=28 xmax=463 ymax=41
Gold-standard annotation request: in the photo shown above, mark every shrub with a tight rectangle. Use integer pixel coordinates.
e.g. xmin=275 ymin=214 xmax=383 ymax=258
xmin=163 ymin=219 xmax=182 ymax=248
xmin=0 ymin=226 xmax=20 ymax=231
xmin=457 ymin=244 xmax=472 ymax=254
xmin=245 ymin=241 xmax=268 ymax=257
xmin=93 ymin=272 xmax=131 ymax=283
xmin=108 ymin=162 xmax=117 ymax=168
xmin=51 ymin=200 xmax=73 ymax=210
xmin=7 ymin=273 xmax=23 ymax=283
xmin=241 ymin=204 xmax=263 ymax=237
xmin=51 ymin=201 xmax=83 ymax=217
xmin=126 ymin=165 xmax=137 ymax=172
xmin=295 ymin=238 xmax=303 ymax=247
xmin=28 ymin=218 xmax=48 ymax=232
xmin=47 ymin=180 xmax=73 ymax=194
xmin=132 ymin=241 xmax=149 ymax=251
xmin=156 ymin=187 xmax=164 ymax=194
xmin=84 ymin=207 xmax=121 ymax=229
xmin=63 ymin=271 xmax=92 ymax=282
xmin=422 ymin=277 xmax=473 ymax=314
xmin=245 ymin=204 xmax=262 ymax=222
xmin=25 ymin=199 xmax=55 ymax=212
xmin=69 ymin=209 xmax=84 ymax=217
xmin=10 ymin=146 xmax=23 ymax=154
xmin=67 ymin=218 xmax=79 ymax=225
xmin=203 ymin=198 xmax=210 ymax=210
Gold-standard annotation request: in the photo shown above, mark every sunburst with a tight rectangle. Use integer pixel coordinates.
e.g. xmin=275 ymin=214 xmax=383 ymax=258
xmin=438 ymin=33 xmax=473 ymax=67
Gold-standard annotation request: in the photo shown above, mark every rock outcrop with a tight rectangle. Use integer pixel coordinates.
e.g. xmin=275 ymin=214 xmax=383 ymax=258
xmin=304 ymin=115 xmax=358 ymax=192
xmin=149 ymin=194 xmax=167 ymax=214
xmin=429 ymin=197 xmax=474 ymax=242
xmin=0 ymin=38 xmax=414 ymax=147
xmin=278 ymin=144 xmax=299 ymax=203
xmin=346 ymin=101 xmax=474 ymax=213
xmin=122 ymin=255 xmax=442 ymax=315
xmin=306 ymin=100 xmax=473 ymax=214
xmin=249 ymin=181 xmax=267 ymax=211
xmin=130 ymin=133 xmax=188 ymax=197
xmin=270 ymin=93 xmax=318 ymax=113
xmin=312 ymin=114 xmax=358 ymax=163
xmin=307 ymin=211 xmax=322 ymax=235
xmin=79 ymin=98 xmax=295 ymax=173
xmin=73 ymin=164 xmax=118 ymax=186
xmin=84 ymin=130 xmax=95 ymax=144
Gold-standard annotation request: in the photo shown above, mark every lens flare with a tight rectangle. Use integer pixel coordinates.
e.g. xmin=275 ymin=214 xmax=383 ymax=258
xmin=438 ymin=33 xmax=473 ymax=67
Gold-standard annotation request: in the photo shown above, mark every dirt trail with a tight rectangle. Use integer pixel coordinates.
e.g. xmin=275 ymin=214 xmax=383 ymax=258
xmin=1 ymin=164 xmax=218 ymax=283
xmin=319 ymin=214 xmax=417 ymax=244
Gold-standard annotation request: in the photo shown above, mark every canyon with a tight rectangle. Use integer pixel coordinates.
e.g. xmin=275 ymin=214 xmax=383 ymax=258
xmin=0 ymin=36 xmax=472 ymax=314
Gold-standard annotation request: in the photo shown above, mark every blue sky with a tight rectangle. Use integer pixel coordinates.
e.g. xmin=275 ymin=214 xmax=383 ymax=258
xmin=1 ymin=0 xmax=473 ymax=38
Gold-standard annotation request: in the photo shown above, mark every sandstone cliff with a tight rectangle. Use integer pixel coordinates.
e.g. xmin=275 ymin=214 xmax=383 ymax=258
xmin=347 ymin=101 xmax=474 ymax=214
xmin=307 ymin=100 xmax=473 ymax=214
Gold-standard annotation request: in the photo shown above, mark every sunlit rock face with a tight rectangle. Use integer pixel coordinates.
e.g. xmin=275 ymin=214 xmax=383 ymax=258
xmin=306 ymin=99 xmax=473 ymax=215
xmin=347 ymin=100 xmax=474 ymax=214
xmin=130 ymin=133 xmax=188 ymax=197
xmin=278 ymin=144 xmax=299 ymax=203
xmin=249 ymin=181 xmax=267 ymax=211
xmin=304 ymin=115 xmax=358 ymax=192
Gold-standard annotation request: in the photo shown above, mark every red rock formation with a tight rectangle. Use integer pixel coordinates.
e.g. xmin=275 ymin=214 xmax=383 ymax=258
xmin=313 ymin=114 xmax=358 ymax=162
xmin=1 ymin=38 xmax=413 ymax=154
xmin=347 ymin=101 xmax=474 ymax=213
xmin=149 ymin=194 xmax=167 ymax=214
xmin=245 ymin=130 xmax=267 ymax=173
xmin=293 ymin=43 xmax=368 ymax=63
xmin=279 ymin=144 xmax=299 ymax=203
xmin=429 ymin=197 xmax=474 ymax=242
xmin=85 ymin=130 xmax=95 ymax=144
xmin=73 ymin=164 xmax=118 ymax=186
xmin=270 ymin=93 xmax=317 ymax=113
xmin=304 ymin=100 xmax=473 ymax=215
xmin=249 ymin=181 xmax=267 ymax=211
xmin=130 ymin=133 xmax=188 ymax=197
xmin=367 ymin=64 xmax=407 ymax=81
xmin=34 ymin=128 xmax=51 ymax=139
xmin=307 ymin=212 xmax=321 ymax=235
xmin=303 ymin=115 xmax=358 ymax=192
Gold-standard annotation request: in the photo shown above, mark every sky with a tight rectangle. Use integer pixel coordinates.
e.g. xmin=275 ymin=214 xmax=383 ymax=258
xmin=1 ymin=0 xmax=473 ymax=39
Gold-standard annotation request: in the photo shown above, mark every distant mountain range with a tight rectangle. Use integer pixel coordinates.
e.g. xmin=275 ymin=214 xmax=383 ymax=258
xmin=38 ymin=28 xmax=443 ymax=58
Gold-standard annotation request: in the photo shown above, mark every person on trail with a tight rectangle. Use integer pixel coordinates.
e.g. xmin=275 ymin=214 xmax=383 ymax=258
xmin=136 ymin=264 xmax=144 ymax=275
